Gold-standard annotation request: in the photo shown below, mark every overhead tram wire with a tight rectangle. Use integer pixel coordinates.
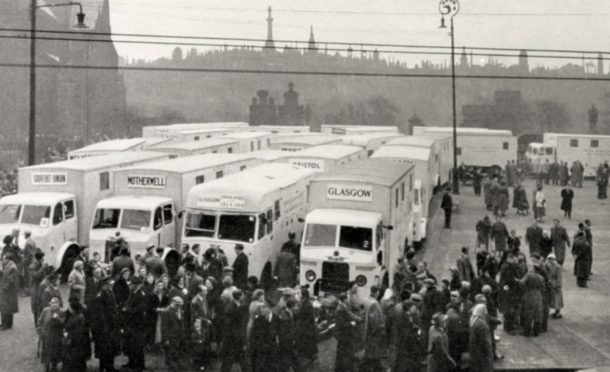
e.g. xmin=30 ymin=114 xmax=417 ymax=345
xmin=0 ymin=27 xmax=608 ymax=57
xmin=0 ymin=33 xmax=606 ymax=62
xmin=0 ymin=61 xmax=608 ymax=83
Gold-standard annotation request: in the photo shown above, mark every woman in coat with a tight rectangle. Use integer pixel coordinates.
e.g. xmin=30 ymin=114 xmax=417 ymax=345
xmin=546 ymin=254 xmax=563 ymax=318
xmin=427 ymin=313 xmax=456 ymax=372
xmin=475 ymin=216 xmax=492 ymax=250
xmin=496 ymin=181 xmax=510 ymax=216
xmin=62 ymin=300 xmax=91 ymax=372
xmin=469 ymin=304 xmax=494 ymax=372
xmin=37 ymin=296 xmax=64 ymax=372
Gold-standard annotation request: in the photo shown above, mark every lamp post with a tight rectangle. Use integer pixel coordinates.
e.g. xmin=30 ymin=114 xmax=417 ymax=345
xmin=29 ymin=1 xmax=87 ymax=165
xmin=439 ymin=0 xmax=460 ymax=194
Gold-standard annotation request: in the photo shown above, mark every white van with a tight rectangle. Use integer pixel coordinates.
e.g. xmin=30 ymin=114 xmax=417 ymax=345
xmin=142 ymin=122 xmax=248 ymax=138
xmin=371 ymin=145 xmax=435 ymax=246
xmin=341 ymin=133 xmax=403 ymax=157
xmin=300 ymin=159 xmax=415 ymax=300
xmin=147 ymin=139 xmax=239 ymax=158
xmin=281 ymin=145 xmax=367 ymax=172
xmin=270 ymin=135 xmax=341 ymax=152
xmin=182 ymin=163 xmax=313 ymax=284
xmin=3 ymin=151 xmax=170 ymax=274
xmin=413 ymin=126 xmax=516 ymax=170
xmin=225 ymin=132 xmax=272 ymax=153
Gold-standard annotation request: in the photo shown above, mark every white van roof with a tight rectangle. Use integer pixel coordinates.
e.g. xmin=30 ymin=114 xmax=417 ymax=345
xmin=22 ymin=151 xmax=167 ymax=172
xmin=386 ymin=136 xmax=436 ymax=148
xmin=289 ymin=145 xmax=362 ymax=159
xmin=372 ymin=146 xmax=432 ymax=161
xmin=544 ymin=132 xmax=610 ymax=139
xmin=225 ymin=131 xmax=271 ymax=139
xmin=119 ymin=153 xmax=256 ymax=174
xmin=249 ymin=150 xmax=290 ymax=161
xmin=186 ymin=163 xmax=313 ymax=212
xmin=96 ymin=195 xmax=173 ymax=210
xmin=414 ymin=126 xmax=513 ymax=136
xmin=314 ymin=159 xmax=413 ymax=187
xmin=70 ymin=138 xmax=146 ymax=153
xmin=149 ymin=139 xmax=238 ymax=151
xmin=0 ymin=192 xmax=74 ymax=205
xmin=341 ymin=133 xmax=403 ymax=147
xmin=148 ymin=122 xmax=248 ymax=131
xmin=306 ymin=208 xmax=382 ymax=227
xmin=272 ymin=135 xmax=340 ymax=146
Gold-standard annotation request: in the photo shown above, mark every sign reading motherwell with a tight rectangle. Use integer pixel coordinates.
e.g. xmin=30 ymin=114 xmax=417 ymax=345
xmin=127 ymin=175 xmax=167 ymax=189
xmin=326 ymin=184 xmax=373 ymax=202
xmin=31 ymin=172 xmax=68 ymax=185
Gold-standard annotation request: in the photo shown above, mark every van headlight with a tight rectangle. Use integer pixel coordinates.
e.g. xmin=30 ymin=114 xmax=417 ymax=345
xmin=356 ymin=275 xmax=367 ymax=286
xmin=305 ymin=270 xmax=316 ymax=282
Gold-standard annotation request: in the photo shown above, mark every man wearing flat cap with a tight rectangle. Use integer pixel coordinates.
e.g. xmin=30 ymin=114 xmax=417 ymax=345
xmin=91 ymin=276 xmax=120 ymax=372
xmin=162 ymin=296 xmax=186 ymax=372
xmin=546 ymin=254 xmax=563 ymax=319
xmin=427 ymin=312 xmax=456 ymax=372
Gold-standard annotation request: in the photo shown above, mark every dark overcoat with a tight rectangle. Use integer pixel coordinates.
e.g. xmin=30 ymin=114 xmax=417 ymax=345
xmin=469 ymin=318 xmax=494 ymax=372
xmin=0 ymin=260 xmax=19 ymax=314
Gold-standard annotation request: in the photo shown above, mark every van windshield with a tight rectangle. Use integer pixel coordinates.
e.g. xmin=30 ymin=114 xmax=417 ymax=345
xmin=0 ymin=204 xmax=21 ymax=224
xmin=21 ymin=205 xmax=51 ymax=226
xmin=184 ymin=211 xmax=216 ymax=237
xmin=120 ymin=209 xmax=151 ymax=231
xmin=304 ymin=223 xmax=336 ymax=247
xmin=218 ymin=214 xmax=255 ymax=243
xmin=339 ymin=225 xmax=373 ymax=251
xmin=92 ymin=208 xmax=120 ymax=229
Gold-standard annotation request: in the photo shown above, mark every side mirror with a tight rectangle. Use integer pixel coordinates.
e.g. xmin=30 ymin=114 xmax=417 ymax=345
xmin=297 ymin=217 xmax=305 ymax=223
xmin=383 ymin=224 xmax=394 ymax=231
xmin=178 ymin=211 xmax=184 ymax=219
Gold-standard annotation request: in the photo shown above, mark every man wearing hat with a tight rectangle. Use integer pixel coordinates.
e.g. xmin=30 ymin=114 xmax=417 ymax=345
xmin=91 ymin=276 xmax=120 ymax=372
xmin=550 ymin=219 xmax=570 ymax=266
xmin=334 ymin=291 xmax=362 ymax=372
xmin=29 ymin=249 xmax=48 ymax=323
xmin=421 ymin=278 xmax=445 ymax=352
xmin=393 ymin=298 xmax=420 ymax=372
xmin=232 ymin=243 xmax=249 ymax=290
xmin=0 ymin=252 xmax=19 ymax=329
xmin=275 ymin=243 xmax=298 ymax=288
xmin=123 ymin=275 xmax=148 ymax=371
xmin=546 ymin=253 xmax=563 ymax=319
xmin=144 ymin=247 xmax=167 ymax=280
xmin=112 ymin=246 xmax=135 ymax=278
xmin=162 ymin=296 xmax=186 ymax=372
xmin=360 ymin=285 xmax=386 ymax=372
xmin=21 ymin=230 xmax=37 ymax=295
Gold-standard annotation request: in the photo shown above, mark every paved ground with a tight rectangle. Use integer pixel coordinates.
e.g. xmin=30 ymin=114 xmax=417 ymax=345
xmin=423 ymin=178 xmax=610 ymax=371
xmin=1 ymin=178 xmax=608 ymax=372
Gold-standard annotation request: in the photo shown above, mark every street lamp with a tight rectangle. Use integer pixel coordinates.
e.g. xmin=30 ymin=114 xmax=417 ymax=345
xmin=29 ymin=1 xmax=87 ymax=165
xmin=439 ymin=0 xmax=460 ymax=194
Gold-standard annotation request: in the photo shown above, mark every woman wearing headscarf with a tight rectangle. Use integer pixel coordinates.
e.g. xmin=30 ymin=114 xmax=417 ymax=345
xmin=469 ymin=304 xmax=494 ymax=372
xmin=427 ymin=312 xmax=456 ymax=372
xmin=37 ymin=296 xmax=64 ymax=372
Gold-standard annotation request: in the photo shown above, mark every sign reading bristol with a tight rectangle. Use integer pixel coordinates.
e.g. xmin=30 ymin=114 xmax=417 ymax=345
xmin=31 ymin=172 xmax=68 ymax=185
xmin=127 ymin=175 xmax=167 ymax=189
xmin=289 ymin=158 xmax=325 ymax=171
xmin=326 ymin=184 xmax=373 ymax=202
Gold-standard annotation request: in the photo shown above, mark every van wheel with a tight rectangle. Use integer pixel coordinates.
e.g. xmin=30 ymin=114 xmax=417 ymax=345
xmin=261 ymin=262 xmax=273 ymax=290
xmin=60 ymin=245 xmax=80 ymax=283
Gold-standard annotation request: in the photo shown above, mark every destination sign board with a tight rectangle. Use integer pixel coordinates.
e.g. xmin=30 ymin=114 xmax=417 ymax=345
xmin=326 ymin=183 xmax=373 ymax=202
xmin=127 ymin=175 xmax=167 ymax=189
xmin=289 ymin=158 xmax=325 ymax=171
xmin=31 ymin=172 xmax=68 ymax=185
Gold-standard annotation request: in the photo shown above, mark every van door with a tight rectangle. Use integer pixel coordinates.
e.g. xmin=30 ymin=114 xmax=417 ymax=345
xmin=161 ymin=203 xmax=176 ymax=248
xmin=62 ymin=199 xmax=78 ymax=244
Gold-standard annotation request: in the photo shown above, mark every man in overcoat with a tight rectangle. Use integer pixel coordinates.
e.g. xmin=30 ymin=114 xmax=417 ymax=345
xmin=91 ymin=277 xmax=121 ymax=372
xmin=550 ymin=219 xmax=570 ymax=266
xmin=123 ymin=275 xmax=148 ymax=371
xmin=525 ymin=220 xmax=544 ymax=256
xmin=572 ymin=231 xmax=591 ymax=288
xmin=162 ymin=296 xmax=187 ymax=372
xmin=490 ymin=215 xmax=509 ymax=253
xmin=232 ymin=244 xmax=249 ymax=290
xmin=519 ymin=263 xmax=545 ymax=337
xmin=0 ymin=252 xmax=19 ymax=329
xmin=560 ymin=185 xmax=574 ymax=219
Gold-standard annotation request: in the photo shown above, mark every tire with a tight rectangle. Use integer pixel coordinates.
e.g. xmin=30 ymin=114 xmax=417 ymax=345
xmin=260 ymin=261 xmax=273 ymax=290
xmin=60 ymin=245 xmax=80 ymax=283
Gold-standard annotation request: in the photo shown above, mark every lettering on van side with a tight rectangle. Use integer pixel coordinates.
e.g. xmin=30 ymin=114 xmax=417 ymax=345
xmin=127 ymin=175 xmax=167 ymax=189
xmin=31 ymin=172 xmax=68 ymax=185
xmin=289 ymin=158 xmax=325 ymax=171
xmin=326 ymin=184 xmax=373 ymax=202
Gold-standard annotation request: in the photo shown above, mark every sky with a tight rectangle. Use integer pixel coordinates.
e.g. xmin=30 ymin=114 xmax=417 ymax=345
xmin=93 ymin=0 xmax=610 ymax=67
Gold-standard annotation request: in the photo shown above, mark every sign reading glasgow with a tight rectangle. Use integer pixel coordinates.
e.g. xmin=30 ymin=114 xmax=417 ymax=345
xmin=326 ymin=184 xmax=373 ymax=202
xmin=127 ymin=175 xmax=167 ymax=189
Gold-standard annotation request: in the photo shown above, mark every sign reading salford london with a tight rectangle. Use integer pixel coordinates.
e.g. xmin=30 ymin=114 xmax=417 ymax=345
xmin=31 ymin=172 xmax=68 ymax=185
xmin=326 ymin=184 xmax=373 ymax=202
xmin=127 ymin=175 xmax=167 ymax=189
xmin=289 ymin=158 xmax=325 ymax=171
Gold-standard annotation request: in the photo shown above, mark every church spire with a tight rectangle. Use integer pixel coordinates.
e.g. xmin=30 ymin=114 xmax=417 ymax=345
xmin=307 ymin=25 xmax=317 ymax=51
xmin=95 ymin=0 xmax=111 ymax=33
xmin=264 ymin=6 xmax=275 ymax=50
